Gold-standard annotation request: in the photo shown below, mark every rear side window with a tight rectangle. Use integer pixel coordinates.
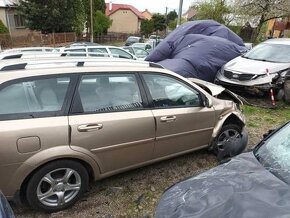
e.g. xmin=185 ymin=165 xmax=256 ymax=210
xmin=74 ymin=74 xmax=143 ymax=113
xmin=0 ymin=77 xmax=71 ymax=118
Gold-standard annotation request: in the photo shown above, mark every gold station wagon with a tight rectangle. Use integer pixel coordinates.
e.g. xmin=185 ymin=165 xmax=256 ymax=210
xmin=0 ymin=58 xmax=247 ymax=212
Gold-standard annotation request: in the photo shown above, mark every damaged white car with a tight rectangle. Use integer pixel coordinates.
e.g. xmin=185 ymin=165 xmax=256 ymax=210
xmin=215 ymin=38 xmax=290 ymax=97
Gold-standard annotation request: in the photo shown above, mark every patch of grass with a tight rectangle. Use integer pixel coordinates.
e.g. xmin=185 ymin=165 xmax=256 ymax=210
xmin=243 ymin=105 xmax=290 ymax=126
xmin=242 ymin=104 xmax=290 ymax=147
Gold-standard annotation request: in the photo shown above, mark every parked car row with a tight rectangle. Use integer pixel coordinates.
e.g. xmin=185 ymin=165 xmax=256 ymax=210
xmin=1 ymin=45 xmax=152 ymax=61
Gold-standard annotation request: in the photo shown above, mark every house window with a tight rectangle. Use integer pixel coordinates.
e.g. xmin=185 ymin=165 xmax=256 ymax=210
xmin=14 ymin=15 xmax=25 ymax=28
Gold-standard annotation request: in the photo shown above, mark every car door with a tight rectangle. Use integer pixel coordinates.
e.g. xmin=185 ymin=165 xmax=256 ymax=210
xmin=69 ymin=73 xmax=155 ymax=174
xmin=0 ymin=75 xmax=75 ymax=167
xmin=141 ymin=73 xmax=216 ymax=158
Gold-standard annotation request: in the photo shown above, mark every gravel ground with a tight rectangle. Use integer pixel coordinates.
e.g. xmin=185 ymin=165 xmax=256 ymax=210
xmin=13 ymin=151 xmax=217 ymax=218
xmin=12 ymin=96 xmax=286 ymax=218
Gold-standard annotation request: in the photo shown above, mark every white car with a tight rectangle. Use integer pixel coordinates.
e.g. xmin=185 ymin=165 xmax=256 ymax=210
xmin=62 ymin=46 xmax=138 ymax=60
xmin=132 ymin=43 xmax=153 ymax=51
xmin=2 ymin=47 xmax=56 ymax=53
xmin=215 ymin=38 xmax=290 ymax=95
xmin=123 ymin=46 xmax=149 ymax=60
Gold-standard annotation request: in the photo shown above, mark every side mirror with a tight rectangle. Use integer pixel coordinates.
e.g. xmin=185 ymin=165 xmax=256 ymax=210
xmin=201 ymin=94 xmax=213 ymax=108
xmin=206 ymin=98 xmax=213 ymax=108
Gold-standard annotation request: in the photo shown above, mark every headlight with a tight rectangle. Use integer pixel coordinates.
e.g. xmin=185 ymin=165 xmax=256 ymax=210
xmin=256 ymin=72 xmax=278 ymax=79
xmin=280 ymin=69 xmax=290 ymax=77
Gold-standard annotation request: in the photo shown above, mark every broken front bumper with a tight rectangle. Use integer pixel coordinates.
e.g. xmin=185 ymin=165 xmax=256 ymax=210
xmin=215 ymin=74 xmax=284 ymax=95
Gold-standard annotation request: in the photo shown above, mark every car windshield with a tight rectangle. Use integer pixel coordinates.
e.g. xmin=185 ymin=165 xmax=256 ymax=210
xmin=132 ymin=47 xmax=148 ymax=58
xmin=254 ymin=122 xmax=290 ymax=184
xmin=243 ymin=43 xmax=290 ymax=63
xmin=128 ymin=37 xmax=139 ymax=42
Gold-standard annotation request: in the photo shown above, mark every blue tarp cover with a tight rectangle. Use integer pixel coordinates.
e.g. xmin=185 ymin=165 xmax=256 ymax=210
xmin=145 ymin=20 xmax=246 ymax=82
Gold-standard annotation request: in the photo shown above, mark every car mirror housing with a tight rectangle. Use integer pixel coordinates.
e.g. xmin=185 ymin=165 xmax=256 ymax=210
xmin=201 ymin=94 xmax=213 ymax=108
xmin=206 ymin=97 xmax=213 ymax=108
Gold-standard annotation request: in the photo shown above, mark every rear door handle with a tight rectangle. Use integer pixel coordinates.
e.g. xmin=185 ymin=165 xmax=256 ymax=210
xmin=160 ymin=116 xmax=177 ymax=122
xmin=78 ymin=124 xmax=103 ymax=132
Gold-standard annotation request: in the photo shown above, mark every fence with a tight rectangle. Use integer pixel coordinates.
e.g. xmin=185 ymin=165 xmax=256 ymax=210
xmin=78 ymin=32 xmax=141 ymax=44
xmin=0 ymin=32 xmax=76 ymax=49
xmin=0 ymin=31 xmax=141 ymax=49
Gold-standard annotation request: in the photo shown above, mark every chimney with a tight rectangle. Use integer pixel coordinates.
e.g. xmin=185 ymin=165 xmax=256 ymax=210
xmin=109 ymin=1 xmax=112 ymax=11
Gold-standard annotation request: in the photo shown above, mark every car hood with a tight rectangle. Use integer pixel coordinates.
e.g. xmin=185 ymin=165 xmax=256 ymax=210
xmin=155 ymin=152 xmax=290 ymax=218
xmin=188 ymin=78 xmax=243 ymax=105
xmin=225 ymin=56 xmax=290 ymax=75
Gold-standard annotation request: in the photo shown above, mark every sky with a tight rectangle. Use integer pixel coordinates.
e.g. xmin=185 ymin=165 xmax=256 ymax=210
xmin=105 ymin=0 xmax=193 ymax=14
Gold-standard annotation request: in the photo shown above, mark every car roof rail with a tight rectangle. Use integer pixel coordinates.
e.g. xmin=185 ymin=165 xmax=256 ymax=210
xmin=149 ymin=62 xmax=164 ymax=69
xmin=2 ymin=54 xmax=23 ymax=60
xmin=1 ymin=63 xmax=27 ymax=71
xmin=0 ymin=51 xmax=138 ymax=60
xmin=0 ymin=57 xmax=153 ymax=71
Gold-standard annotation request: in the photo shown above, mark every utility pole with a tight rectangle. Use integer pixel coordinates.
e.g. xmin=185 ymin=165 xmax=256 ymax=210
xmin=90 ymin=0 xmax=94 ymax=43
xmin=177 ymin=0 xmax=183 ymax=27
xmin=165 ymin=7 xmax=168 ymax=36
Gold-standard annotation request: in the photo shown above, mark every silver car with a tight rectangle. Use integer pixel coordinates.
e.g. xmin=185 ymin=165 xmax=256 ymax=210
xmin=215 ymin=38 xmax=290 ymax=96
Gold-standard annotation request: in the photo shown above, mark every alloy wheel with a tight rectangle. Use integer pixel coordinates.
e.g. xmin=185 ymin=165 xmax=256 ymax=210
xmin=36 ymin=168 xmax=81 ymax=207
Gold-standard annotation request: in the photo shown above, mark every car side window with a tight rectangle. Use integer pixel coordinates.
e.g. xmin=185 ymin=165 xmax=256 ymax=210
xmin=88 ymin=48 xmax=109 ymax=57
xmin=0 ymin=77 xmax=71 ymax=116
xmin=133 ymin=48 xmax=148 ymax=58
xmin=76 ymin=74 xmax=143 ymax=113
xmin=65 ymin=48 xmax=86 ymax=56
xmin=109 ymin=48 xmax=133 ymax=59
xmin=143 ymin=74 xmax=201 ymax=108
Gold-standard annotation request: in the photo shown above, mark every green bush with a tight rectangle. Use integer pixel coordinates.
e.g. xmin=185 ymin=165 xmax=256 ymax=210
xmin=0 ymin=19 xmax=8 ymax=33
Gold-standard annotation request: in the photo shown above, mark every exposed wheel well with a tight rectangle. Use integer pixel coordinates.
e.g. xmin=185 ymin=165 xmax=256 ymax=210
xmin=223 ymin=114 xmax=244 ymax=129
xmin=19 ymin=158 xmax=95 ymax=204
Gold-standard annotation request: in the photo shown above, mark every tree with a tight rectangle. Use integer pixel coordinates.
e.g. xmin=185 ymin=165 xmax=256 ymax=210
xmin=167 ymin=10 xmax=178 ymax=23
xmin=152 ymin=14 xmax=166 ymax=32
xmin=168 ymin=17 xmax=187 ymax=30
xmin=83 ymin=0 xmax=106 ymax=35
xmin=94 ymin=10 xmax=112 ymax=36
xmin=0 ymin=20 xmax=8 ymax=33
xmin=235 ymin=0 xmax=290 ymax=42
xmin=141 ymin=19 xmax=154 ymax=36
xmin=195 ymin=0 xmax=231 ymax=24
xmin=18 ymin=0 xmax=85 ymax=33
xmin=71 ymin=0 xmax=86 ymax=35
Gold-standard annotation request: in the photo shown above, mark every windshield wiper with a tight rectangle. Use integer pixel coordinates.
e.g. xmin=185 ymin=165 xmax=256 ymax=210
xmin=242 ymin=55 xmax=249 ymax=59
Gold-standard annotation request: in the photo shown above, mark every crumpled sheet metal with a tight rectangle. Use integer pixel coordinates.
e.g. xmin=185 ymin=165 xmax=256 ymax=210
xmin=146 ymin=20 xmax=246 ymax=82
xmin=155 ymin=152 xmax=290 ymax=218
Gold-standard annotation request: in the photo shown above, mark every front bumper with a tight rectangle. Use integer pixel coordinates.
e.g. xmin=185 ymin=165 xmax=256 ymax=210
xmin=215 ymin=78 xmax=274 ymax=95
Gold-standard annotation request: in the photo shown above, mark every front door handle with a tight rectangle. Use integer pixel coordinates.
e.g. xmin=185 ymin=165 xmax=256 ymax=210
xmin=78 ymin=124 xmax=103 ymax=132
xmin=160 ymin=116 xmax=177 ymax=122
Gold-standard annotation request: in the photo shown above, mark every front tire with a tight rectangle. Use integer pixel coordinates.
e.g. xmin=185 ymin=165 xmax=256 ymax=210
xmin=212 ymin=124 xmax=243 ymax=160
xmin=26 ymin=160 xmax=89 ymax=213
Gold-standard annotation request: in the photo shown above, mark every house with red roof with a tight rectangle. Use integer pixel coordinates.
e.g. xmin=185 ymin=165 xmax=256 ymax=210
xmin=105 ymin=2 xmax=145 ymax=34
xmin=0 ymin=0 xmax=30 ymax=36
